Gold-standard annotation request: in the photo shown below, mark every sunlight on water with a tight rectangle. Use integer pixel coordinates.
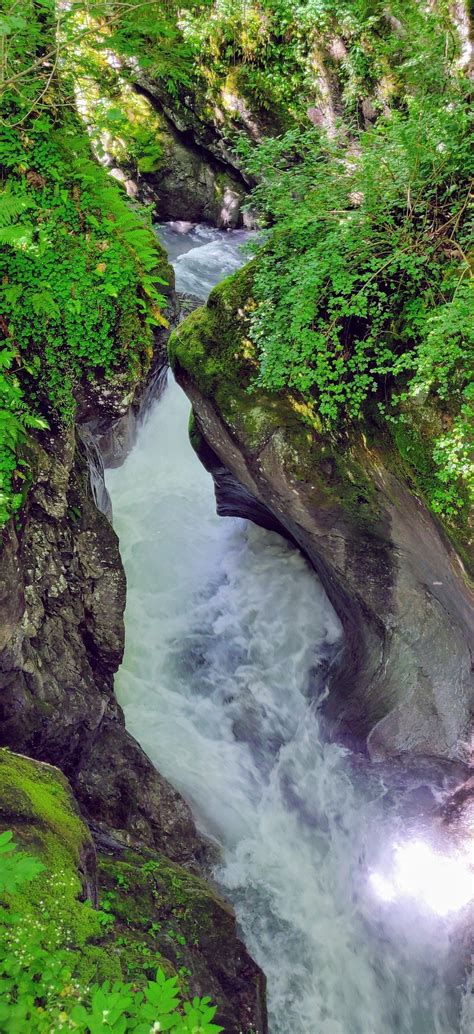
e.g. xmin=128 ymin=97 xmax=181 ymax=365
xmin=371 ymin=839 xmax=474 ymax=916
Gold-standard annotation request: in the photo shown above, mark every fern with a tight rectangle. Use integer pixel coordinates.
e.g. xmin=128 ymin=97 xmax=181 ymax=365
xmin=0 ymin=223 xmax=34 ymax=248
xmin=0 ymin=188 xmax=33 ymax=227
xmin=100 ymin=188 xmax=162 ymax=272
xmin=31 ymin=289 xmax=61 ymax=320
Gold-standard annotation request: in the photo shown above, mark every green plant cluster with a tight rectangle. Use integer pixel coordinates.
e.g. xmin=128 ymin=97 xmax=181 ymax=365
xmin=75 ymin=58 xmax=168 ymax=177
xmin=165 ymin=2 xmax=472 ymax=527
xmin=0 ymin=0 xmax=176 ymax=527
xmin=179 ymin=0 xmax=311 ymax=122
xmin=178 ymin=0 xmax=453 ymax=125
xmin=231 ymin=5 xmax=473 ymax=525
xmin=0 ymin=831 xmax=223 ymax=1034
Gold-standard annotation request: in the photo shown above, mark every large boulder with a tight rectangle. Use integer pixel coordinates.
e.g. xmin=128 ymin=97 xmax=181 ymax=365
xmin=169 ymin=266 xmax=474 ymax=763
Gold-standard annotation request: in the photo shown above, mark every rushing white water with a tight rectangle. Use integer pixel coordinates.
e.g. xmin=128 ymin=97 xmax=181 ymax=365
xmin=106 ymin=225 xmax=471 ymax=1034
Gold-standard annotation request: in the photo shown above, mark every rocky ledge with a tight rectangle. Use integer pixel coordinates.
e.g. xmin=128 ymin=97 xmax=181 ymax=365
xmin=170 ymin=265 xmax=474 ymax=765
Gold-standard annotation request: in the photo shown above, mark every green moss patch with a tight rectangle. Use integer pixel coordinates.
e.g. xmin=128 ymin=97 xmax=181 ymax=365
xmin=98 ymin=848 xmax=237 ymax=994
xmin=0 ymin=749 xmax=121 ymax=985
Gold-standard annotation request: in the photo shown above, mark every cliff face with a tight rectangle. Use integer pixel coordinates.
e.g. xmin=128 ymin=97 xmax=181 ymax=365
xmin=170 ymin=268 xmax=474 ymax=764
xmin=0 ymin=325 xmax=266 ymax=1032
xmin=0 ymin=421 xmax=203 ymax=860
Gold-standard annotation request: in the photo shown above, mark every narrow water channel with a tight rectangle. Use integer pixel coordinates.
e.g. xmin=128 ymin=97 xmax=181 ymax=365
xmin=106 ymin=225 xmax=471 ymax=1034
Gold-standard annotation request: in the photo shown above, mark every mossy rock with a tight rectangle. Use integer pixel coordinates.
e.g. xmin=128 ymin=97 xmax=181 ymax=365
xmin=98 ymin=847 xmax=237 ymax=981
xmin=0 ymin=749 xmax=121 ymax=984
xmin=170 ymin=263 xmax=472 ymax=561
xmin=97 ymin=847 xmax=266 ymax=1031
xmin=170 ymin=265 xmax=386 ymax=538
xmin=0 ymin=748 xmax=92 ymax=878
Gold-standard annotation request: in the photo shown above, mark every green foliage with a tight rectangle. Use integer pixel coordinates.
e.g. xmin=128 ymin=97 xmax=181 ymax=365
xmin=0 ymin=347 xmax=48 ymax=526
xmin=233 ymin=4 xmax=473 ymax=526
xmin=0 ymin=0 xmax=173 ymax=528
xmin=178 ymin=0 xmax=458 ymax=124
xmin=0 ymin=831 xmax=44 ymax=894
xmin=180 ymin=0 xmax=315 ymax=121
xmin=0 ymin=833 xmax=223 ymax=1034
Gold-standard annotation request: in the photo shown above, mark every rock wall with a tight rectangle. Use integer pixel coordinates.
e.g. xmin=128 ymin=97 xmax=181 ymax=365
xmin=135 ymin=109 xmax=249 ymax=229
xmin=96 ymin=79 xmax=252 ymax=229
xmin=170 ymin=268 xmax=474 ymax=764
xmin=0 ymin=296 xmax=267 ymax=1031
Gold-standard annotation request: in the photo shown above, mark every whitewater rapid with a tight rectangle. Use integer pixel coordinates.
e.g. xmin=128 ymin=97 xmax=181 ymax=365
xmin=106 ymin=224 xmax=471 ymax=1034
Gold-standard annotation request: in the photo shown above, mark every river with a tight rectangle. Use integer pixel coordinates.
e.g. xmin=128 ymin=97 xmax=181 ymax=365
xmin=105 ymin=223 xmax=472 ymax=1034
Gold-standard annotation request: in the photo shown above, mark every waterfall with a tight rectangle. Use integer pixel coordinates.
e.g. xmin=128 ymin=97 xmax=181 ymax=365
xmin=106 ymin=223 xmax=471 ymax=1034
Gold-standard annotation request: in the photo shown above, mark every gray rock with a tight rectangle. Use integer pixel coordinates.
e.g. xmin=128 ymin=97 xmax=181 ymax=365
xmin=171 ymin=274 xmax=474 ymax=764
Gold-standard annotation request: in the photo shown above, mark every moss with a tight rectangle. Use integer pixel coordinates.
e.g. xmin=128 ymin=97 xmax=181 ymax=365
xmin=0 ymin=749 xmax=263 ymax=1022
xmin=170 ymin=263 xmax=258 ymax=415
xmin=98 ymin=848 xmax=234 ymax=981
xmin=188 ymin=409 xmax=201 ymax=452
xmin=0 ymin=749 xmax=88 ymax=868
xmin=0 ymin=749 xmax=120 ymax=984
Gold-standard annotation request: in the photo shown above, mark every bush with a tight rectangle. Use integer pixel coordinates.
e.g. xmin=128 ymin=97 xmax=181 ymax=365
xmin=234 ymin=4 xmax=473 ymax=524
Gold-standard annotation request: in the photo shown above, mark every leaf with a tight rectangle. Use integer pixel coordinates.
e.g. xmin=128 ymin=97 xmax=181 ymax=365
xmin=0 ymin=831 xmax=13 ymax=852
xmin=152 ymin=309 xmax=169 ymax=328
xmin=31 ymin=290 xmax=60 ymax=321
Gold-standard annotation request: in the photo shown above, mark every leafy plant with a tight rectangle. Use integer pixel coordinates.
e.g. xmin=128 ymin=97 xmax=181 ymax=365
xmin=0 ymin=832 xmax=223 ymax=1033
xmin=0 ymin=0 xmax=174 ymax=528
xmin=233 ymin=3 xmax=473 ymax=525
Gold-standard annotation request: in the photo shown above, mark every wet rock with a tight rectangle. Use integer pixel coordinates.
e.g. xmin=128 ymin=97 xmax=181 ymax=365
xmin=0 ymin=347 xmax=267 ymax=1031
xmin=76 ymin=712 xmax=210 ymax=866
xmin=0 ymin=426 xmax=125 ymax=775
xmin=177 ymin=291 xmax=205 ymax=321
xmin=170 ymin=267 xmax=474 ymax=763
xmin=137 ymin=127 xmax=247 ymax=229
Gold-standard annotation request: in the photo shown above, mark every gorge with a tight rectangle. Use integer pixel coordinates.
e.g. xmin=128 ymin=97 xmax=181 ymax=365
xmin=0 ymin=2 xmax=473 ymax=1033
xmin=107 ymin=225 xmax=473 ymax=1032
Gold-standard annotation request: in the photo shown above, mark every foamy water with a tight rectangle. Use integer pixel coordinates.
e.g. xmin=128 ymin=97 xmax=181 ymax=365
xmin=106 ymin=225 xmax=471 ymax=1033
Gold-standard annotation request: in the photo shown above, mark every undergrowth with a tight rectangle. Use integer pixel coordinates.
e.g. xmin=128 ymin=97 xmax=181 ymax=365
xmin=231 ymin=3 xmax=473 ymax=525
xmin=0 ymin=0 xmax=181 ymax=527
xmin=0 ymin=830 xmax=222 ymax=1033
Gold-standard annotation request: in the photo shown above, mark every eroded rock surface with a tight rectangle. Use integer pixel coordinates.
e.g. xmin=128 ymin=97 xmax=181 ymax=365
xmin=170 ymin=268 xmax=474 ymax=763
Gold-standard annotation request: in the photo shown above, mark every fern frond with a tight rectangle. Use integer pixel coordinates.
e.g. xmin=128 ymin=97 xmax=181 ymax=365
xmin=0 ymin=189 xmax=33 ymax=228
xmin=0 ymin=224 xmax=34 ymax=249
